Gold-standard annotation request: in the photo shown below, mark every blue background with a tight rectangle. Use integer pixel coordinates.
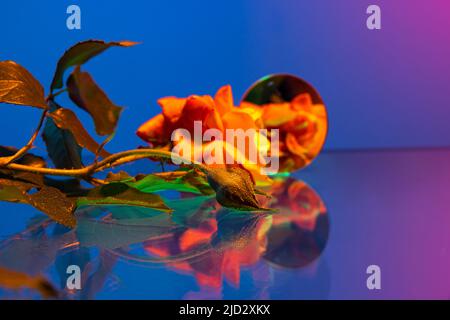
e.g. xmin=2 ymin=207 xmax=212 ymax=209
xmin=1 ymin=0 xmax=450 ymax=154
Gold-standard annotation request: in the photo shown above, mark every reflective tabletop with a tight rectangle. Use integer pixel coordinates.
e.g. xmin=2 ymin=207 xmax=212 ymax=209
xmin=0 ymin=149 xmax=449 ymax=299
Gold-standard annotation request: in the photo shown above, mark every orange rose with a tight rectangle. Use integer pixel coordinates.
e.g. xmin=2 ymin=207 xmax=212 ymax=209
xmin=137 ymin=85 xmax=259 ymax=145
xmin=241 ymin=92 xmax=327 ymax=172
xmin=137 ymin=85 xmax=271 ymax=183
xmin=137 ymin=85 xmax=326 ymax=176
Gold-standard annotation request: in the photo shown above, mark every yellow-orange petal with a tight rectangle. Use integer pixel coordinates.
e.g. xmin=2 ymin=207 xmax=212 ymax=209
xmin=223 ymin=253 xmax=240 ymax=287
xmin=179 ymin=220 xmax=217 ymax=251
xmin=222 ymin=110 xmax=257 ymax=130
xmin=174 ymin=95 xmax=216 ymax=134
xmin=184 ymin=94 xmax=215 ymax=111
xmin=285 ymin=132 xmax=310 ymax=157
xmin=136 ymin=113 xmax=166 ymax=144
xmin=239 ymin=101 xmax=259 ymax=109
xmin=262 ymin=102 xmax=297 ymax=127
xmin=205 ymin=109 xmax=224 ymax=131
xmin=291 ymin=93 xmax=313 ymax=111
xmin=237 ymin=106 xmax=263 ymax=123
xmin=214 ymin=85 xmax=234 ymax=115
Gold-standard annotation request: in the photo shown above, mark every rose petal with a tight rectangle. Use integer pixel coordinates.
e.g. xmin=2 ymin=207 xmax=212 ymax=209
xmin=174 ymin=95 xmax=216 ymax=134
xmin=214 ymin=85 xmax=234 ymax=115
xmin=205 ymin=110 xmax=224 ymax=131
xmin=158 ymin=97 xmax=187 ymax=123
xmin=136 ymin=113 xmax=167 ymax=144
xmin=222 ymin=110 xmax=257 ymax=130
xmin=285 ymin=132 xmax=309 ymax=157
xmin=262 ymin=102 xmax=297 ymax=127
xmin=291 ymin=93 xmax=313 ymax=111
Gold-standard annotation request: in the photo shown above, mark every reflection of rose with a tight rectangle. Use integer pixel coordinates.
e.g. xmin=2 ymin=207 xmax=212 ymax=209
xmin=262 ymin=178 xmax=329 ymax=268
xmin=143 ymin=178 xmax=328 ymax=291
xmin=267 ymin=178 xmax=327 ymax=231
xmin=144 ymin=215 xmax=269 ymax=289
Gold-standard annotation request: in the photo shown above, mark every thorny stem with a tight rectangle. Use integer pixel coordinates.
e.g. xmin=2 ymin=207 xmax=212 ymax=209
xmin=2 ymin=148 xmax=207 ymax=178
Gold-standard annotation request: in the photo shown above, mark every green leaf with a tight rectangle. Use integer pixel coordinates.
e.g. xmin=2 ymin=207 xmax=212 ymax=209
xmin=130 ymin=170 xmax=214 ymax=195
xmin=42 ymin=101 xmax=83 ymax=169
xmin=50 ymin=40 xmax=139 ymax=92
xmin=167 ymin=196 xmax=216 ymax=227
xmin=77 ymin=182 xmax=171 ymax=212
xmin=48 ymin=108 xmax=110 ymax=158
xmin=0 ymin=178 xmax=77 ymax=228
xmin=67 ymin=67 xmax=123 ymax=136
xmin=0 ymin=61 xmax=48 ymax=109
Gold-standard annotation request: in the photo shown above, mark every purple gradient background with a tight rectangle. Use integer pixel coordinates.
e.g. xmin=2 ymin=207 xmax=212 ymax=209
xmin=300 ymin=150 xmax=450 ymax=299
xmin=246 ymin=0 xmax=450 ymax=149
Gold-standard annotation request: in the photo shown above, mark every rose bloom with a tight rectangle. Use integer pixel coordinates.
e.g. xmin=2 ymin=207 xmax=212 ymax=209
xmin=137 ymin=85 xmax=271 ymax=182
xmin=136 ymin=85 xmax=326 ymax=176
xmin=137 ymin=85 xmax=262 ymax=146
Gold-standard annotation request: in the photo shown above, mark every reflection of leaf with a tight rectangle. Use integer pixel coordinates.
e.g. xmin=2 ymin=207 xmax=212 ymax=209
xmin=76 ymin=211 xmax=176 ymax=249
xmin=81 ymin=250 xmax=117 ymax=300
xmin=49 ymin=108 xmax=110 ymax=158
xmin=42 ymin=101 xmax=83 ymax=169
xmin=168 ymin=196 xmax=216 ymax=227
xmin=107 ymin=207 xmax=172 ymax=223
xmin=131 ymin=170 xmax=214 ymax=195
xmin=77 ymin=204 xmax=172 ymax=223
xmin=206 ymin=166 xmax=264 ymax=210
xmin=0 ymin=61 xmax=47 ymax=109
xmin=77 ymin=182 xmax=171 ymax=212
xmin=51 ymin=40 xmax=139 ymax=92
xmin=67 ymin=67 xmax=123 ymax=136
xmin=0 ymin=178 xmax=76 ymax=228
xmin=0 ymin=266 xmax=58 ymax=298
xmin=0 ymin=230 xmax=75 ymax=276
xmin=214 ymin=210 xmax=266 ymax=246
